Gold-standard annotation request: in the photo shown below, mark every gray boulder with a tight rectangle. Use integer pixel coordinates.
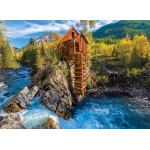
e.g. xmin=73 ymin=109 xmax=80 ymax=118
xmin=3 ymin=85 xmax=38 ymax=113
xmin=40 ymin=117 xmax=60 ymax=129
xmin=40 ymin=90 xmax=71 ymax=120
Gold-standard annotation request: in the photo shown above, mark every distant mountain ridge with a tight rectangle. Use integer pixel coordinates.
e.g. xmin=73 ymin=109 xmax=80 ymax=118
xmin=34 ymin=32 xmax=54 ymax=46
xmin=17 ymin=32 xmax=57 ymax=49
xmin=93 ymin=20 xmax=150 ymax=43
xmin=13 ymin=47 xmax=21 ymax=51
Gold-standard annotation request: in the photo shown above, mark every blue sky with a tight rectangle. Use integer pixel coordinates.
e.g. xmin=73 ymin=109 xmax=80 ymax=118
xmin=4 ymin=20 xmax=118 ymax=48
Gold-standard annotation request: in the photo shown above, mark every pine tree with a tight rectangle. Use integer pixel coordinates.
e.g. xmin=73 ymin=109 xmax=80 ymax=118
xmin=22 ymin=38 xmax=37 ymax=67
xmin=0 ymin=42 xmax=5 ymax=68
xmin=130 ymin=47 xmax=142 ymax=68
xmin=3 ymin=42 xmax=18 ymax=68
xmin=0 ymin=21 xmax=18 ymax=69
xmin=41 ymin=43 xmax=46 ymax=58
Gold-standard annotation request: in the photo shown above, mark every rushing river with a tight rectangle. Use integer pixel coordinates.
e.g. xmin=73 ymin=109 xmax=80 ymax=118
xmin=0 ymin=67 xmax=150 ymax=129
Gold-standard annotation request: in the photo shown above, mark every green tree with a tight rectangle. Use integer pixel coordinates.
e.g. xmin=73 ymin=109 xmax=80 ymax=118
xmin=22 ymin=38 xmax=37 ymax=67
xmin=3 ymin=42 xmax=18 ymax=68
xmin=41 ymin=43 xmax=46 ymax=57
xmin=0 ymin=21 xmax=18 ymax=69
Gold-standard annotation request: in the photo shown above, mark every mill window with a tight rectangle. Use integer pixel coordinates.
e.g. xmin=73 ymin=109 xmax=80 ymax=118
xmin=72 ymin=32 xmax=74 ymax=38
xmin=75 ymin=42 xmax=79 ymax=52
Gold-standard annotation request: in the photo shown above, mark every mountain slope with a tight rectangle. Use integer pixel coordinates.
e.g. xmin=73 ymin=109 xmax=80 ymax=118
xmin=34 ymin=32 xmax=54 ymax=46
xmin=13 ymin=47 xmax=21 ymax=51
xmin=93 ymin=20 xmax=150 ymax=42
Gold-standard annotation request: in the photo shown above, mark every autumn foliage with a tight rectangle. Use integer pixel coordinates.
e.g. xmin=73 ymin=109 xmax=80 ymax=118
xmin=0 ymin=21 xmax=18 ymax=69
xmin=17 ymin=33 xmax=62 ymax=69
xmin=15 ymin=20 xmax=150 ymax=71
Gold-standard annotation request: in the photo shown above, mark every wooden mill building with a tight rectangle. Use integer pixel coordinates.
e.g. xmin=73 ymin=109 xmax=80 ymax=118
xmin=57 ymin=27 xmax=88 ymax=95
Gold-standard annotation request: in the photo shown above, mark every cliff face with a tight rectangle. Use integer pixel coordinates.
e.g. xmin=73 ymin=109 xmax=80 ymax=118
xmin=31 ymin=61 xmax=75 ymax=119
xmin=32 ymin=61 xmax=73 ymax=107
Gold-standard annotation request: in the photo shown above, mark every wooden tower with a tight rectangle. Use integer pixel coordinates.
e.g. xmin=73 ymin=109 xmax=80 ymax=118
xmin=57 ymin=27 xmax=88 ymax=95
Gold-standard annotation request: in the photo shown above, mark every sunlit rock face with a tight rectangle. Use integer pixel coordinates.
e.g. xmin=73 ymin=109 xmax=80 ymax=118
xmin=0 ymin=114 xmax=25 ymax=129
xmin=0 ymin=82 xmax=6 ymax=88
xmin=40 ymin=117 xmax=60 ymax=129
xmin=34 ymin=33 xmax=53 ymax=46
xmin=3 ymin=85 xmax=38 ymax=113
xmin=32 ymin=62 xmax=73 ymax=107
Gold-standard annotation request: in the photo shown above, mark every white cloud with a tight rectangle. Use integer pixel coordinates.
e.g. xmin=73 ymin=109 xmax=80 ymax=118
xmin=6 ymin=20 xmax=119 ymax=38
xmin=95 ymin=20 xmax=118 ymax=30
xmin=6 ymin=20 xmax=78 ymax=38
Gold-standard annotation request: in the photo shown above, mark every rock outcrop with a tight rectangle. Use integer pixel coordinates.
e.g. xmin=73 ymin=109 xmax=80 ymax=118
xmin=0 ymin=114 xmax=25 ymax=129
xmin=32 ymin=61 xmax=73 ymax=107
xmin=86 ymin=86 xmax=150 ymax=101
xmin=40 ymin=90 xmax=71 ymax=120
xmin=40 ymin=117 xmax=60 ymax=129
xmin=0 ymin=82 xmax=6 ymax=88
xmin=3 ymin=85 xmax=38 ymax=113
xmin=34 ymin=32 xmax=54 ymax=46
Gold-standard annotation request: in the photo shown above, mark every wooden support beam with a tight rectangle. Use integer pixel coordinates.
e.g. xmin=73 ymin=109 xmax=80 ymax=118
xmin=74 ymin=67 xmax=83 ymax=70
xmin=74 ymin=83 xmax=87 ymax=88
xmin=75 ymin=75 xmax=83 ymax=78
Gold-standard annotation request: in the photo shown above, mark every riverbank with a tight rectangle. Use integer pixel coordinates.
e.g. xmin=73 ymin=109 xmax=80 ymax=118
xmin=86 ymin=86 xmax=150 ymax=108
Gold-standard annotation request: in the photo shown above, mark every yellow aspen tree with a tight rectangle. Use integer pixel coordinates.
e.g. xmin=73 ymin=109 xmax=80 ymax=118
xmin=115 ymin=35 xmax=133 ymax=66
xmin=133 ymin=35 xmax=150 ymax=58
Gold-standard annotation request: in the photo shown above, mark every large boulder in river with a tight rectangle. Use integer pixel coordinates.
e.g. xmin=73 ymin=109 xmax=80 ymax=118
xmin=40 ymin=117 xmax=60 ymax=129
xmin=0 ymin=82 xmax=6 ymax=88
xmin=3 ymin=85 xmax=39 ymax=113
xmin=0 ymin=114 xmax=25 ymax=129
xmin=40 ymin=90 xmax=71 ymax=120
xmin=32 ymin=61 xmax=73 ymax=107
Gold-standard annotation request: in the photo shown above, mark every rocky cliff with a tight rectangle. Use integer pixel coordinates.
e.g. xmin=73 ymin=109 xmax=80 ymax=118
xmin=31 ymin=61 xmax=74 ymax=119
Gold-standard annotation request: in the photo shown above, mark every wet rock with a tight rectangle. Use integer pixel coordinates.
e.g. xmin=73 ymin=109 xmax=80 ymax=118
xmin=29 ymin=69 xmax=37 ymax=77
xmin=40 ymin=117 xmax=60 ymax=129
xmin=0 ymin=82 xmax=6 ymax=88
xmin=87 ymin=87 xmax=139 ymax=98
xmin=27 ymin=85 xmax=39 ymax=100
xmin=3 ymin=85 xmax=39 ymax=113
xmin=40 ymin=90 xmax=71 ymax=120
xmin=0 ymin=116 xmax=4 ymax=121
xmin=143 ymin=97 xmax=148 ymax=101
xmin=123 ymin=90 xmax=137 ymax=97
xmin=0 ymin=114 xmax=25 ymax=129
